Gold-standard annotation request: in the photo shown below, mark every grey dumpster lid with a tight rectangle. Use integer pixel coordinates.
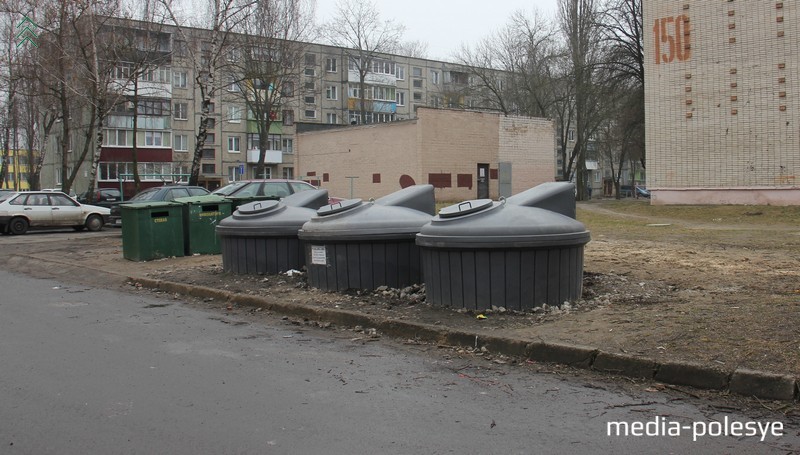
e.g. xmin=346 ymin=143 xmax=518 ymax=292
xmin=298 ymin=185 xmax=435 ymax=241
xmin=504 ymin=182 xmax=577 ymax=219
xmin=215 ymin=198 xmax=320 ymax=237
xmin=281 ymin=189 xmax=329 ymax=209
xmin=416 ymin=199 xmax=590 ymax=248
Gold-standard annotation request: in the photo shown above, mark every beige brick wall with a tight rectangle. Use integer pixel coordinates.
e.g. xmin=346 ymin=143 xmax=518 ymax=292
xmin=498 ymin=116 xmax=556 ymax=194
xmin=296 ymin=108 xmax=554 ymax=202
xmin=645 ymin=0 xmax=800 ymax=204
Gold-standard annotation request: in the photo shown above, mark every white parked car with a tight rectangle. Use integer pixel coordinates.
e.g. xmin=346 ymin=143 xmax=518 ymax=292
xmin=0 ymin=191 xmax=110 ymax=235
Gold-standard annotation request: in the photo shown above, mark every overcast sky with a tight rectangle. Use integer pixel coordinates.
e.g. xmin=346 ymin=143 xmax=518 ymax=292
xmin=314 ymin=0 xmax=561 ymax=61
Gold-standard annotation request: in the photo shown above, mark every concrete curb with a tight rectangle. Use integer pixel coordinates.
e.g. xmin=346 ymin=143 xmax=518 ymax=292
xmin=133 ymin=277 xmax=799 ymax=402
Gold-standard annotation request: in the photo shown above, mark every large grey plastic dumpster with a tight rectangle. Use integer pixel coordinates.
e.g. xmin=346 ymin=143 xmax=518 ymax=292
xmin=298 ymin=185 xmax=435 ymax=291
xmin=215 ymin=189 xmax=329 ymax=275
xmin=416 ymin=182 xmax=590 ymax=311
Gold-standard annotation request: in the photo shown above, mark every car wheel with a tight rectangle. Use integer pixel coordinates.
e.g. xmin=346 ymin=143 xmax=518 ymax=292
xmin=85 ymin=214 xmax=104 ymax=232
xmin=8 ymin=217 xmax=29 ymax=235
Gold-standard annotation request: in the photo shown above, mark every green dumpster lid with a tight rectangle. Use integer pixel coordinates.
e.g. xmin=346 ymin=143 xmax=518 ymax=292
xmin=120 ymin=201 xmax=183 ymax=209
xmin=173 ymin=195 xmax=230 ymax=205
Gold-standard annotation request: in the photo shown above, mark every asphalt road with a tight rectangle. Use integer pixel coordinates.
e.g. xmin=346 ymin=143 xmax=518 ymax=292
xmin=2 ymin=267 xmax=799 ymax=454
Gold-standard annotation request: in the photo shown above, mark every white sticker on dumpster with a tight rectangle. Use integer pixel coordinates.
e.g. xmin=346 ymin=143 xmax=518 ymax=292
xmin=311 ymin=245 xmax=327 ymax=265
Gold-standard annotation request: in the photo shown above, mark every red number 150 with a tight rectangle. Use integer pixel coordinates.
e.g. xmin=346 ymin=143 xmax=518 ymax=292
xmin=654 ymin=15 xmax=691 ymax=64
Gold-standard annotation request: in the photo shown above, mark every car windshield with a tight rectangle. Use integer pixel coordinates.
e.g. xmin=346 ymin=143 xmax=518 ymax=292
xmin=212 ymin=181 xmax=250 ymax=196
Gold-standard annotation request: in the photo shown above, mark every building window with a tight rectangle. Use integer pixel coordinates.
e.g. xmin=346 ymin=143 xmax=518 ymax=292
xmin=305 ymin=53 xmax=316 ymax=65
xmin=228 ymin=166 xmax=240 ymax=181
xmin=281 ymin=82 xmax=294 ymax=97
xmin=413 ymin=79 xmax=423 ymax=89
xmin=205 ymin=132 xmax=215 ymax=144
xmin=304 ymin=82 xmax=314 ymax=91
xmin=431 ymin=96 xmax=441 ymax=108
xmin=206 ymin=118 xmax=216 ymax=129
xmin=304 ymin=68 xmax=315 ymax=77
xmin=568 ymin=129 xmax=575 ymax=141
xmin=304 ymin=109 xmax=316 ymax=119
xmin=144 ymin=131 xmax=165 ymax=147
xmin=228 ymin=47 xmax=240 ymax=62
xmin=413 ymin=92 xmax=422 ymax=101
xmin=173 ymin=40 xmax=188 ymax=58
xmin=174 ymin=134 xmax=188 ymax=151
xmin=395 ymin=65 xmax=405 ymax=80
xmin=113 ymin=63 xmax=133 ymax=80
xmin=227 ymin=105 xmax=241 ymax=123
xmin=326 ymin=113 xmax=337 ymax=124
xmin=173 ymin=102 xmax=188 ymax=120
xmin=207 ymin=102 xmax=215 ymax=114
xmin=325 ymin=85 xmax=337 ymax=100
xmin=396 ymin=91 xmax=406 ymax=106
xmin=173 ymin=71 xmax=188 ymax=88
xmin=430 ymin=70 xmax=439 ymax=85
xmin=349 ymin=111 xmax=360 ymax=124
xmin=227 ymin=75 xmax=240 ymax=92
xmin=228 ymin=136 xmax=241 ymax=153
xmin=304 ymin=95 xmax=315 ymax=104
xmin=202 ymin=148 xmax=215 ymax=159
xmin=325 ymin=57 xmax=337 ymax=72
xmin=138 ymin=99 xmax=170 ymax=116
xmin=140 ymin=67 xmax=170 ymax=83
xmin=282 ymin=167 xmax=294 ymax=179
xmin=103 ymin=129 xmax=132 ymax=147
xmin=282 ymin=110 xmax=294 ymax=126
xmin=282 ymin=138 xmax=293 ymax=153
xmin=371 ymin=59 xmax=394 ymax=75
xmin=373 ymin=86 xmax=395 ymax=101
xmin=412 ymin=67 xmax=422 ymax=77
xmin=201 ymin=163 xmax=215 ymax=174
xmin=257 ymin=167 xmax=272 ymax=179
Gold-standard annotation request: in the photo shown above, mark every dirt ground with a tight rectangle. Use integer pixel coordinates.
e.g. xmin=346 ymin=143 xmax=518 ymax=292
xmin=5 ymin=199 xmax=800 ymax=379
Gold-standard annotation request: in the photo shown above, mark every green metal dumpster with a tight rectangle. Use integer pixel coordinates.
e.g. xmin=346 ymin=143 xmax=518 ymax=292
xmin=121 ymin=202 xmax=185 ymax=261
xmin=174 ymin=195 xmax=232 ymax=255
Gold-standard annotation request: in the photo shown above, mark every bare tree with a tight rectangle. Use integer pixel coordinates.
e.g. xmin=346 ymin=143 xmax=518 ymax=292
xmin=160 ymin=0 xmax=247 ymax=186
xmin=0 ymin=10 xmax=20 ymax=189
xmin=229 ymin=0 xmax=315 ymax=178
xmin=454 ymin=10 xmax=558 ymax=117
xmin=324 ymin=0 xmax=403 ymax=124
xmin=559 ymin=0 xmax=606 ymax=200
xmin=396 ymin=40 xmax=428 ymax=59
xmin=599 ymin=0 xmax=644 ymax=170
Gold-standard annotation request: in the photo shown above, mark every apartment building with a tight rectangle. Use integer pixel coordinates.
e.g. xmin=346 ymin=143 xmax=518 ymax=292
xmin=42 ymin=18 xmax=503 ymax=197
xmin=645 ymin=1 xmax=799 ymax=205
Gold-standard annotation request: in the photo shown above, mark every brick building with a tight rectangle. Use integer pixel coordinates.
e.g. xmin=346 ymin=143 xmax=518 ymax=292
xmin=645 ymin=1 xmax=799 ymax=205
xmin=296 ymin=108 xmax=554 ymax=201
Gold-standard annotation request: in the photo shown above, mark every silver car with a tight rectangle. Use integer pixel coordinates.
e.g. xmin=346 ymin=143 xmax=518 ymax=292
xmin=0 ymin=191 xmax=110 ymax=235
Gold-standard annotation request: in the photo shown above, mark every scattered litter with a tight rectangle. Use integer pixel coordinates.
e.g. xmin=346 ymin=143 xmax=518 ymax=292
xmin=285 ymin=269 xmax=302 ymax=277
xmin=476 ymin=314 xmax=487 ymax=320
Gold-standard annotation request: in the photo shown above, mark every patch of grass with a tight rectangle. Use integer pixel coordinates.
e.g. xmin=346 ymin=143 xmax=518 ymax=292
xmin=577 ymin=200 xmax=800 ymax=251
xmin=591 ymin=200 xmax=800 ymax=225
